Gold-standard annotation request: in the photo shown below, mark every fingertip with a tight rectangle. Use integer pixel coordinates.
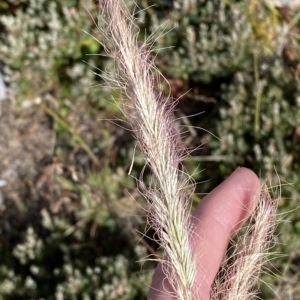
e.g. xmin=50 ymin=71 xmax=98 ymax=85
xmin=233 ymin=167 xmax=260 ymax=188
xmin=230 ymin=167 xmax=260 ymax=210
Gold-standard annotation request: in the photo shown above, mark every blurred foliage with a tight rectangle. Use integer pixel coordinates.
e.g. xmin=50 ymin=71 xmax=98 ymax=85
xmin=0 ymin=0 xmax=299 ymax=299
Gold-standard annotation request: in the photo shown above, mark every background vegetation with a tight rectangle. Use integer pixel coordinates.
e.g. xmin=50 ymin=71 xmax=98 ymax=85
xmin=0 ymin=0 xmax=299 ymax=299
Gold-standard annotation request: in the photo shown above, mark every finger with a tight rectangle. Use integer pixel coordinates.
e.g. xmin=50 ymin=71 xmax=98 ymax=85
xmin=148 ymin=167 xmax=260 ymax=300
xmin=191 ymin=167 xmax=260 ymax=298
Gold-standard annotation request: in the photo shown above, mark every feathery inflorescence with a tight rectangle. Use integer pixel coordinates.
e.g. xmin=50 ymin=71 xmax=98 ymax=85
xmin=96 ymin=1 xmax=278 ymax=299
xmin=98 ymin=0 xmax=196 ymax=299
xmin=211 ymin=186 xmax=277 ymax=300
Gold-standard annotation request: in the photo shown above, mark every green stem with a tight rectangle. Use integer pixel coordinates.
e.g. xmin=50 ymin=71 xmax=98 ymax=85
xmin=41 ymin=103 xmax=100 ymax=167
xmin=254 ymin=51 xmax=262 ymax=141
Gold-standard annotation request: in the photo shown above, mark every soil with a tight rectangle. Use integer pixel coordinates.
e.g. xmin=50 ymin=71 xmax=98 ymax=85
xmin=0 ymin=99 xmax=55 ymax=217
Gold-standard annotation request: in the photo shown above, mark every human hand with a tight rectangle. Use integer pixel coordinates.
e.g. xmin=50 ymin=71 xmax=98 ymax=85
xmin=148 ymin=167 xmax=260 ymax=300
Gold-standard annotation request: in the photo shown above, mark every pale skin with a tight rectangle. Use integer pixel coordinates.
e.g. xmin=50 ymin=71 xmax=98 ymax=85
xmin=149 ymin=167 xmax=260 ymax=300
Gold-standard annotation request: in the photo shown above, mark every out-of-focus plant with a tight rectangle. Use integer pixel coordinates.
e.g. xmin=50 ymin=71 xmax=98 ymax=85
xmin=0 ymin=0 xmax=153 ymax=299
